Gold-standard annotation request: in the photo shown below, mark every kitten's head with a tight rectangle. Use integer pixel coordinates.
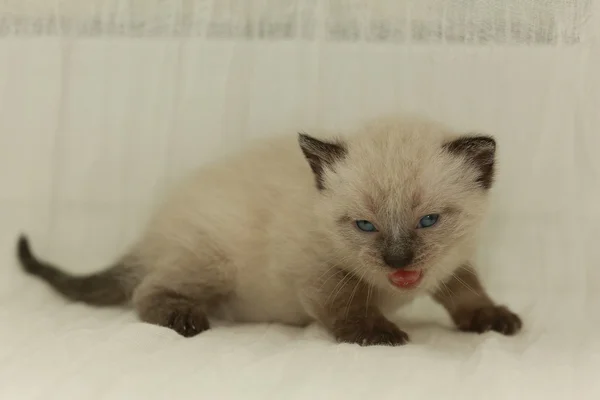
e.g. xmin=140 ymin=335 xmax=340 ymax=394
xmin=299 ymin=117 xmax=495 ymax=293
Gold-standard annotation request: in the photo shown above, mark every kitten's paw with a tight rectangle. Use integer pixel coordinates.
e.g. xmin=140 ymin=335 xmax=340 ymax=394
xmin=166 ymin=306 xmax=210 ymax=338
xmin=136 ymin=290 xmax=211 ymax=338
xmin=334 ymin=316 xmax=409 ymax=346
xmin=457 ymin=305 xmax=522 ymax=336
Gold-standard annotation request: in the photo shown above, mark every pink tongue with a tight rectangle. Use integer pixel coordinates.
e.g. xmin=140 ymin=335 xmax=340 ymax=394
xmin=389 ymin=270 xmax=422 ymax=287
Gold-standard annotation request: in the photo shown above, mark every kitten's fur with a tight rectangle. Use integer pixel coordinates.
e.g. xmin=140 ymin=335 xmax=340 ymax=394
xmin=17 ymin=116 xmax=521 ymax=345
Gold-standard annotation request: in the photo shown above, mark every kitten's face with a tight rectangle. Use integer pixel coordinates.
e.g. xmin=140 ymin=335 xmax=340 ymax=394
xmin=299 ymin=118 xmax=495 ymax=293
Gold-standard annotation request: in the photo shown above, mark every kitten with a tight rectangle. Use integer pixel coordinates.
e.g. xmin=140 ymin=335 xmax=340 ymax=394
xmin=17 ymin=116 xmax=522 ymax=345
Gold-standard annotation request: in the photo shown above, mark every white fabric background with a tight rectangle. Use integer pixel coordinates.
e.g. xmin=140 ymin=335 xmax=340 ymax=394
xmin=1 ymin=1 xmax=600 ymax=399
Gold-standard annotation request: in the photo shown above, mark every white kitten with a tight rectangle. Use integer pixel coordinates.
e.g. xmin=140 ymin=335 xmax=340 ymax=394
xmin=18 ymin=116 xmax=521 ymax=345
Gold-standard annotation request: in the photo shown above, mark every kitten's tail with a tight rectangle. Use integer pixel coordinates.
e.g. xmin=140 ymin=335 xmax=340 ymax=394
xmin=16 ymin=235 xmax=138 ymax=306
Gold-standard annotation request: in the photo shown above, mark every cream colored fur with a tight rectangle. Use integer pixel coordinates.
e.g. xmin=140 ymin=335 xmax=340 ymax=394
xmin=128 ymin=115 xmax=491 ymax=326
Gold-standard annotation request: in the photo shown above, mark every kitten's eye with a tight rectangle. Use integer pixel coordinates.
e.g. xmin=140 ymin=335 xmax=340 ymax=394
xmin=356 ymin=220 xmax=378 ymax=232
xmin=417 ymin=214 xmax=439 ymax=229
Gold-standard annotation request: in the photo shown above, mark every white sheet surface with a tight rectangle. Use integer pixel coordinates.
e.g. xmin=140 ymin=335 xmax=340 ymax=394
xmin=2 ymin=1 xmax=600 ymax=399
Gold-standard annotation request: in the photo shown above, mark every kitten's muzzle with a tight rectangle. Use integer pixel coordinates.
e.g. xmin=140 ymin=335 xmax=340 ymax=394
xmin=383 ymin=251 xmax=415 ymax=269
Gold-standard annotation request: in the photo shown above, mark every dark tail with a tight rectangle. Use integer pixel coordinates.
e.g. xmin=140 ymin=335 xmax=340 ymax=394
xmin=17 ymin=235 xmax=136 ymax=306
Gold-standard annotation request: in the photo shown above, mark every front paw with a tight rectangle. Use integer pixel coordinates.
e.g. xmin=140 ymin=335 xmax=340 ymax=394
xmin=457 ymin=305 xmax=522 ymax=336
xmin=333 ymin=316 xmax=409 ymax=346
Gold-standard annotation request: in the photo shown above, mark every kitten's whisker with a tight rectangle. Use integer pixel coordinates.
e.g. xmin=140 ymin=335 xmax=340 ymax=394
xmin=440 ymin=281 xmax=456 ymax=309
xmin=365 ymin=282 xmax=374 ymax=316
xmin=457 ymin=265 xmax=477 ymax=276
xmin=345 ymin=269 xmax=369 ymax=321
xmin=325 ymin=269 xmax=361 ymax=308
xmin=452 ymin=274 xmax=479 ymax=296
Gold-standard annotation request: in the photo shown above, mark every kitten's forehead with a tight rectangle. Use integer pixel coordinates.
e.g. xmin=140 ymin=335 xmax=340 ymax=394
xmin=334 ymin=118 xmax=480 ymax=214
xmin=349 ymin=118 xmax=451 ymax=168
xmin=350 ymin=120 xmax=456 ymax=178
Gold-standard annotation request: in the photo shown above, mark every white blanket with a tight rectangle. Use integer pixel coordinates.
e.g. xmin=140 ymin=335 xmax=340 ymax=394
xmin=1 ymin=1 xmax=599 ymax=399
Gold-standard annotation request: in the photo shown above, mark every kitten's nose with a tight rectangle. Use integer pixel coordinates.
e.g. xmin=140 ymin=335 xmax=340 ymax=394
xmin=383 ymin=251 xmax=414 ymax=269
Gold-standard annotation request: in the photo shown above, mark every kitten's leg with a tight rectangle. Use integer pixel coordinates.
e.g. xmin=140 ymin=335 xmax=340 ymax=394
xmin=305 ymin=269 xmax=409 ymax=346
xmin=432 ymin=264 xmax=522 ymax=335
xmin=133 ymin=266 xmax=232 ymax=338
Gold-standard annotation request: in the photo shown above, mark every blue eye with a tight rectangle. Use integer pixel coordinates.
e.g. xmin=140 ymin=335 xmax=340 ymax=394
xmin=417 ymin=214 xmax=439 ymax=229
xmin=356 ymin=220 xmax=378 ymax=232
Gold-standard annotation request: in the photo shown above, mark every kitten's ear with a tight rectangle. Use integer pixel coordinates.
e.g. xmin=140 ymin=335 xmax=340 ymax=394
xmin=444 ymin=135 xmax=496 ymax=189
xmin=298 ymin=133 xmax=347 ymax=190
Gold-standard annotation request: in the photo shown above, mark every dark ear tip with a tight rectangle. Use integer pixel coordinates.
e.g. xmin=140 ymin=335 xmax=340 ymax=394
xmin=444 ymin=134 xmax=496 ymax=155
xmin=297 ymin=132 xmax=312 ymax=146
xmin=467 ymin=134 xmax=495 ymax=144
xmin=473 ymin=135 xmax=496 ymax=153
xmin=444 ymin=134 xmax=496 ymax=190
xmin=478 ymin=135 xmax=496 ymax=146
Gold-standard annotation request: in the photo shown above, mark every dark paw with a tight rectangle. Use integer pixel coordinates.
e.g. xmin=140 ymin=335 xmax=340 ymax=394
xmin=334 ymin=316 xmax=409 ymax=346
xmin=457 ymin=305 xmax=522 ymax=336
xmin=166 ymin=307 xmax=210 ymax=338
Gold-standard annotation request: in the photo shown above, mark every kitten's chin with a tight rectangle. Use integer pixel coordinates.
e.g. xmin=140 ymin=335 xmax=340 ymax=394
xmin=387 ymin=269 xmax=423 ymax=290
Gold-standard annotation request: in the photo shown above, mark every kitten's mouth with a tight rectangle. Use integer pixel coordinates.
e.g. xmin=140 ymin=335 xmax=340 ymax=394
xmin=388 ymin=269 xmax=423 ymax=289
